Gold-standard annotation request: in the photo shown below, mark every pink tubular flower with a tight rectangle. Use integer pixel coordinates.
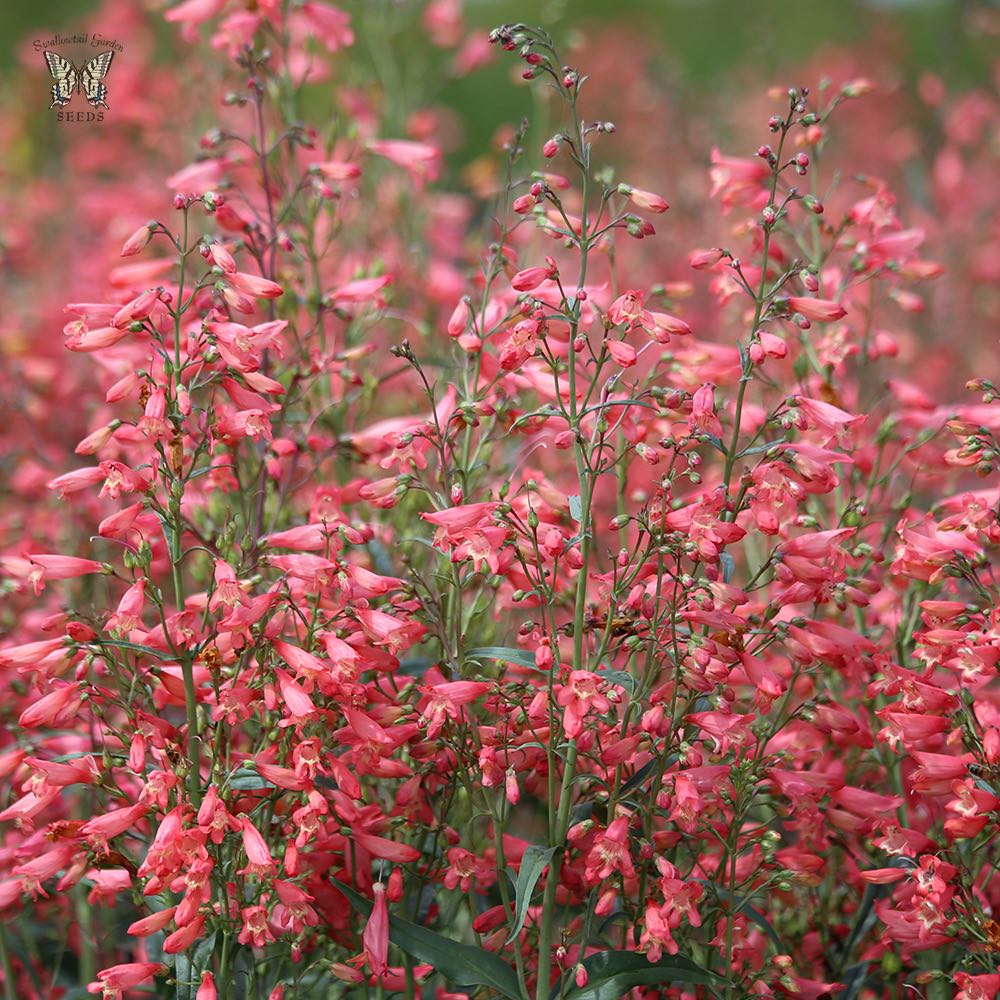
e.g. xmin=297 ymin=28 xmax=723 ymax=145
xmin=557 ymin=671 xmax=611 ymax=739
xmin=689 ymin=247 xmax=726 ymax=269
xmin=584 ymin=816 xmax=635 ymax=883
xmin=648 ymin=311 xmax=691 ymax=343
xmin=127 ymin=906 xmax=178 ymax=937
xmin=163 ymin=915 xmax=207 ymax=954
xmin=620 ymin=184 xmax=669 ymax=213
xmin=275 ymin=669 xmax=316 ymax=720
xmin=690 ymin=383 xmax=722 ymax=437
xmin=298 ymin=2 xmax=354 ymax=50
xmin=237 ymin=815 xmax=277 ymax=877
xmin=238 ymin=905 xmax=275 ymax=949
xmin=606 ymin=339 xmax=637 ymax=368
xmin=273 ymin=879 xmax=318 ymax=933
xmin=607 ymin=289 xmax=652 ymax=331
xmin=363 ymin=882 xmax=389 ymax=977
xmin=954 ymin=973 xmax=1000 ymax=1000
xmin=640 ymin=903 xmax=678 ymax=961
xmin=418 ymin=680 xmax=490 ymax=738
xmin=229 ymin=271 xmax=284 ymax=299
xmin=795 ymin=396 xmax=864 ymax=449
xmin=120 ymin=223 xmax=153 ymax=257
xmin=106 ymin=578 xmax=147 ymax=634
xmin=81 ymin=802 xmax=149 ymax=854
xmin=196 ymin=972 xmax=218 ymax=1000
xmin=786 ymin=296 xmax=847 ymax=322
xmin=511 ymin=261 xmax=556 ymax=292
xmin=18 ymin=684 xmax=83 ymax=729
xmin=498 ymin=318 xmax=542 ymax=371
xmin=47 ymin=466 xmax=106 ymax=497
xmin=328 ymin=275 xmax=393 ymax=307
xmin=315 ymin=159 xmax=362 ymax=181
xmin=87 ymin=962 xmax=165 ymax=997
xmin=709 ymin=148 xmax=769 ymax=207
xmin=113 ymin=288 xmax=162 ymax=329
xmin=353 ymin=831 xmax=421 ymax=863
xmin=368 ymin=139 xmax=441 ymax=186
xmin=25 ymin=554 xmax=106 ymax=595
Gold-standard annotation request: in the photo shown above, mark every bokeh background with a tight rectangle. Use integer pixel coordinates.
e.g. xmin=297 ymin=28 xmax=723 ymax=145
xmin=3 ymin=0 xmax=997 ymax=173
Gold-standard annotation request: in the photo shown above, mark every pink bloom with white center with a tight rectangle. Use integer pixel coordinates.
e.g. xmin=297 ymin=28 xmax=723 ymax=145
xmin=80 ymin=802 xmax=149 ymax=854
xmin=607 ymin=289 xmax=652 ymax=331
xmin=237 ymin=904 xmax=275 ymax=948
xmin=557 ymin=671 xmax=611 ymax=739
xmin=87 ymin=962 xmax=165 ymax=998
xmin=584 ymin=816 xmax=635 ymax=884
xmin=640 ymin=902 xmax=679 ymax=961
xmin=418 ymin=680 xmax=491 ymax=739
xmin=106 ymin=578 xmax=147 ymax=635
xmin=954 ymin=973 xmax=1000 ymax=1000
xmin=795 ymin=395 xmax=864 ymax=449
xmin=273 ymin=879 xmax=319 ymax=934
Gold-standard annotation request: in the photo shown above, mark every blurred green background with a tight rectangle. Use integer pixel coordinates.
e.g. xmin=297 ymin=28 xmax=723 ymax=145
xmin=4 ymin=0 xmax=992 ymax=80
xmin=5 ymin=0 xmax=995 ymax=172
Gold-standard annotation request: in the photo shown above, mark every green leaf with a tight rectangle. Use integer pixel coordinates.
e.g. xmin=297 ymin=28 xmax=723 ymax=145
xmin=399 ymin=655 xmax=435 ymax=677
xmin=332 ymin=879 xmax=522 ymax=999
xmin=839 ymin=855 xmax=913 ymax=967
xmin=581 ymin=399 xmax=657 ymax=418
xmin=465 ymin=646 xmax=538 ymax=670
xmin=974 ymin=777 xmax=999 ymax=796
xmin=597 ymin=667 xmax=635 ymax=695
xmin=228 ymin=767 xmax=274 ymax=790
xmin=569 ymin=494 xmax=583 ymax=524
xmin=367 ymin=538 xmax=395 ymax=576
xmin=505 ymin=845 xmax=558 ymax=944
xmin=841 ymin=960 xmax=871 ymax=1000
xmin=737 ymin=439 xmax=786 ymax=458
xmin=720 ymin=551 xmax=735 ymax=584
xmin=172 ymin=930 xmax=217 ymax=1000
xmin=556 ymin=949 xmax=726 ymax=1000
xmin=156 ymin=511 xmax=177 ymax=560
xmin=95 ymin=639 xmax=173 ymax=660
xmin=619 ymin=758 xmax=659 ymax=796
xmin=706 ymin=885 xmax=785 ymax=954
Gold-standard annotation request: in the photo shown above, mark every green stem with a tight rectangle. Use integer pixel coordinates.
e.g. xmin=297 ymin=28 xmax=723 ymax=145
xmin=722 ymin=124 xmax=789 ymax=496
xmin=536 ymin=85 xmax=593 ymax=1000
xmin=171 ymin=208 xmax=202 ymax=809
xmin=0 ymin=927 xmax=17 ymax=1000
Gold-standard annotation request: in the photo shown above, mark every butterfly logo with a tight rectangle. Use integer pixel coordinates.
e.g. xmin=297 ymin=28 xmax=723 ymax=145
xmin=44 ymin=50 xmax=115 ymax=110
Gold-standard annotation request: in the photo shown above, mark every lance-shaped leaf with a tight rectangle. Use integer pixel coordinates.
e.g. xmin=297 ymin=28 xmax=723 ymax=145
xmin=333 ymin=878 xmax=522 ymax=999
xmin=505 ymin=845 xmax=558 ymax=944
xmin=464 ymin=646 xmax=538 ymax=670
xmin=555 ymin=949 xmax=727 ymax=1000
xmin=171 ymin=930 xmax=217 ymax=1000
